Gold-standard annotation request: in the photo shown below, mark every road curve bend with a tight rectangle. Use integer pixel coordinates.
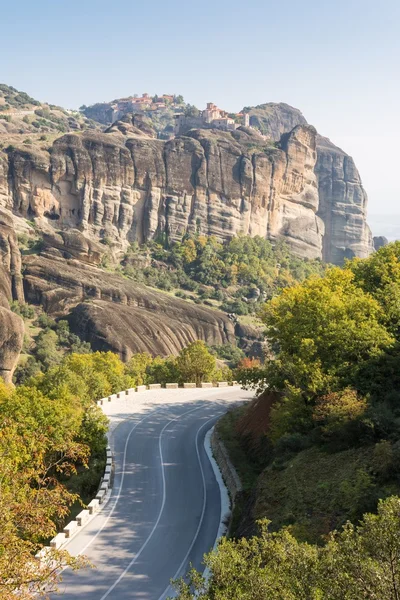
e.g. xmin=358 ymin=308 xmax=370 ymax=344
xmin=53 ymin=386 xmax=253 ymax=600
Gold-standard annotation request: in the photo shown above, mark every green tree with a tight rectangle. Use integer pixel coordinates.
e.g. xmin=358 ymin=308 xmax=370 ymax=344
xmin=260 ymin=268 xmax=394 ymax=398
xmin=320 ymin=495 xmax=400 ymax=599
xmin=176 ymin=341 xmax=216 ymax=385
xmin=125 ymin=352 xmax=153 ymax=386
xmin=173 ymin=496 xmax=400 ymax=600
xmin=0 ymin=381 xmax=90 ymax=598
xmin=146 ymin=356 xmax=180 ymax=385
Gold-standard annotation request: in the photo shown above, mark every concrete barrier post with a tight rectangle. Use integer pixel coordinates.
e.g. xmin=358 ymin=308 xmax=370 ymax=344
xmin=165 ymin=383 xmax=178 ymax=389
xmin=88 ymin=499 xmax=100 ymax=514
xmin=200 ymin=382 xmax=212 ymax=388
xmin=148 ymin=383 xmax=162 ymax=390
xmin=50 ymin=533 xmax=66 ymax=549
xmin=76 ymin=510 xmax=90 ymax=526
xmin=217 ymin=381 xmax=228 ymax=387
xmin=63 ymin=521 xmax=78 ymax=538
xmin=183 ymin=382 xmax=196 ymax=388
xmin=136 ymin=385 xmax=147 ymax=392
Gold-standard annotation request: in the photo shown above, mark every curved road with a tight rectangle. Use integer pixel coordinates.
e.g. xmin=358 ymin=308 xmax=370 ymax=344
xmin=53 ymin=386 xmax=253 ymax=599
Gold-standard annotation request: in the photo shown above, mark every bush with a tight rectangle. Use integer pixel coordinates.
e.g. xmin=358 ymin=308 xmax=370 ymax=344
xmin=221 ymin=300 xmax=249 ymax=315
xmin=209 ymin=343 xmax=245 ymax=367
xmin=274 ymin=432 xmax=310 ymax=455
xmin=313 ymin=389 xmax=368 ymax=447
xmin=35 ymin=312 xmax=56 ymax=329
xmin=10 ymin=301 xmax=35 ymax=320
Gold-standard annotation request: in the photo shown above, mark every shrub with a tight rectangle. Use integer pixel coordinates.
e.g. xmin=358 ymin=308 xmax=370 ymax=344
xmin=176 ymin=341 xmax=217 ymax=385
xmin=10 ymin=301 xmax=35 ymax=320
xmin=313 ymin=388 xmax=368 ymax=447
xmin=35 ymin=312 xmax=56 ymax=329
xmin=274 ymin=432 xmax=310 ymax=455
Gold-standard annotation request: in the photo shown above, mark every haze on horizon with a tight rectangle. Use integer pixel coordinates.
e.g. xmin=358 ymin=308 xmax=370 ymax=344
xmin=2 ymin=0 xmax=399 ymax=237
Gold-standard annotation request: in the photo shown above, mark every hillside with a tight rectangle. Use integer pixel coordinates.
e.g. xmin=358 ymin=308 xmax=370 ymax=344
xmin=0 ymin=83 xmax=100 ymax=150
xmin=173 ymin=242 xmax=400 ymax=598
xmin=214 ymin=243 xmax=400 ymax=545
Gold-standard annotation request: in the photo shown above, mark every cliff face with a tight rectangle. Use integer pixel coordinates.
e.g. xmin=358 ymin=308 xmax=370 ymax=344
xmin=2 ymin=123 xmax=326 ymax=260
xmin=247 ymin=103 xmax=373 ymax=262
xmin=0 ymin=108 xmax=373 ymax=264
xmin=0 ymin=207 xmax=25 ymax=382
xmin=315 ymin=135 xmax=373 ymax=263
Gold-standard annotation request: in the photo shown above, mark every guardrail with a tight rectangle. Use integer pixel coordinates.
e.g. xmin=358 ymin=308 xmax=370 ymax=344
xmin=36 ymin=380 xmax=240 ymax=559
xmin=94 ymin=382 xmax=238 ymax=406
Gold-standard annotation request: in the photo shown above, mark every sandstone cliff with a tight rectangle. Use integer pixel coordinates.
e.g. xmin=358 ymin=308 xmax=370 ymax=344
xmin=246 ymin=103 xmax=373 ymax=262
xmin=0 ymin=208 xmax=25 ymax=382
xmin=1 ymin=123 xmax=328 ymax=260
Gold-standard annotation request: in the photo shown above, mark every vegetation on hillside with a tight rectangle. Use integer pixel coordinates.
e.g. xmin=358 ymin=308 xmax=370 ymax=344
xmin=173 ymin=242 xmax=400 ymax=598
xmin=173 ymin=496 xmax=400 ymax=600
xmin=0 ymin=353 xmax=111 ymax=598
xmin=0 ymin=84 xmax=99 ymax=150
xmin=121 ymin=234 xmax=325 ymax=318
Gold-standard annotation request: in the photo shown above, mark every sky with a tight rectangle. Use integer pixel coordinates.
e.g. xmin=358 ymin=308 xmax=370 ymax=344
xmin=2 ymin=0 xmax=399 ymax=236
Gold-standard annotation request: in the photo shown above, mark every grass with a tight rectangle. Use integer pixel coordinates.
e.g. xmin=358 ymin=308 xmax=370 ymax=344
xmin=237 ymin=313 xmax=264 ymax=329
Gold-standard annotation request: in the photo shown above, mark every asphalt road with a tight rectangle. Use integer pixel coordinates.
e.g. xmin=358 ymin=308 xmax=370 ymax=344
xmin=53 ymin=386 xmax=253 ymax=600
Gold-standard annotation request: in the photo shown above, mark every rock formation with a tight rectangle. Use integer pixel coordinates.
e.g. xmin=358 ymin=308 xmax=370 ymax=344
xmin=373 ymin=236 xmax=389 ymax=250
xmin=21 ymin=252 xmax=243 ymax=360
xmin=247 ymin=103 xmax=374 ymax=262
xmin=0 ymin=109 xmax=374 ymax=264
xmin=0 ymin=208 xmax=25 ymax=382
xmin=2 ymin=123 xmax=330 ymax=260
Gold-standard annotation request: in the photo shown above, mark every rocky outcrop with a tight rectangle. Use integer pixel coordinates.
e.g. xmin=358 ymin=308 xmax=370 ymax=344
xmin=41 ymin=229 xmax=106 ymax=265
xmin=22 ymin=253 xmax=238 ymax=359
xmin=2 ymin=124 xmax=326 ymax=260
xmin=0 ymin=207 xmax=26 ymax=382
xmin=315 ymin=136 xmax=372 ymax=263
xmin=0 ymin=106 xmax=373 ymax=264
xmin=373 ymin=236 xmax=389 ymax=250
xmin=247 ymin=104 xmax=373 ymax=262
xmin=248 ymin=102 xmax=307 ymax=140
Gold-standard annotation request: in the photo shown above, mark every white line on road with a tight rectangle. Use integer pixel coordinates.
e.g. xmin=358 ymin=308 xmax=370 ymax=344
xmin=99 ymin=403 xmax=209 ymax=600
xmin=157 ymin=413 xmax=221 ymax=600
xmin=76 ymin=406 xmax=168 ymax=557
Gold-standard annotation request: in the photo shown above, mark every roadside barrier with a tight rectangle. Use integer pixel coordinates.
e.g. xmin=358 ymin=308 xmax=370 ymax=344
xmin=36 ymin=380 xmax=241 ymax=560
xmin=211 ymin=430 xmax=242 ymax=503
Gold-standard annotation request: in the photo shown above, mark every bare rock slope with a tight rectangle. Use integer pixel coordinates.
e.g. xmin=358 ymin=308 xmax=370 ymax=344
xmin=22 ymin=250 xmax=239 ymax=360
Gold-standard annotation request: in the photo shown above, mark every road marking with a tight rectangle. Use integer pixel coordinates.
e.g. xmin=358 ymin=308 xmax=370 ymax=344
xmin=75 ymin=405 xmax=170 ymax=557
xmin=98 ymin=403 xmax=209 ymax=600
xmin=157 ymin=412 xmax=222 ymax=600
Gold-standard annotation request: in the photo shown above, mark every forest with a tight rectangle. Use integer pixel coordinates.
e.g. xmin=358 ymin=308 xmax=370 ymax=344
xmin=173 ymin=241 xmax=400 ymax=599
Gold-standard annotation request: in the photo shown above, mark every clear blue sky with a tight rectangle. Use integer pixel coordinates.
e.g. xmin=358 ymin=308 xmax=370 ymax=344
xmin=2 ymin=0 xmax=399 ymax=232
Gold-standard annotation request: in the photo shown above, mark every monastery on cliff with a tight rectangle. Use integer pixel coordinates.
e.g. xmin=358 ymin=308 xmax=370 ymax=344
xmin=174 ymin=102 xmax=250 ymax=135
